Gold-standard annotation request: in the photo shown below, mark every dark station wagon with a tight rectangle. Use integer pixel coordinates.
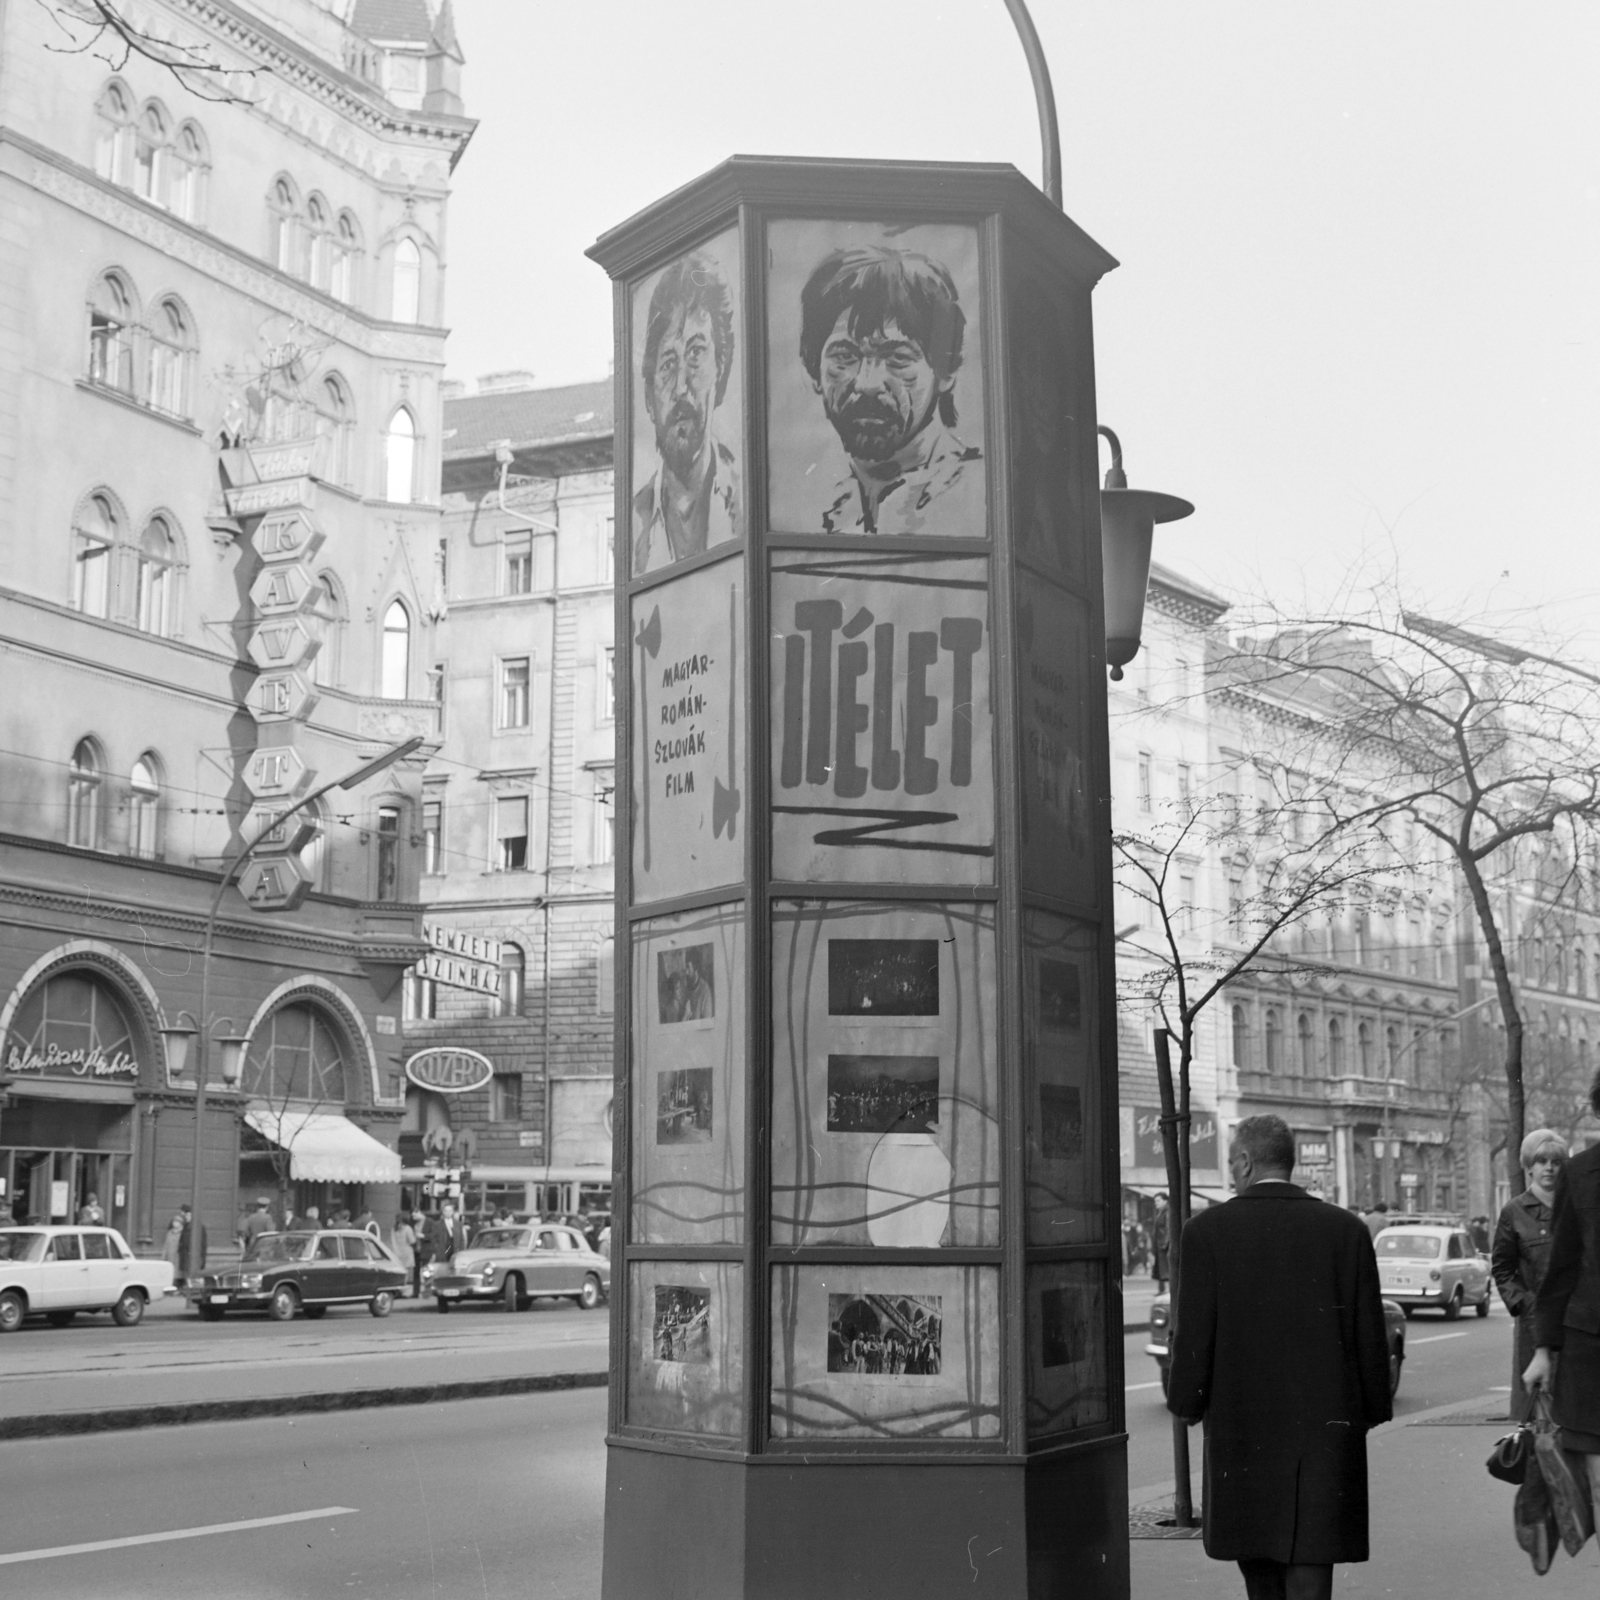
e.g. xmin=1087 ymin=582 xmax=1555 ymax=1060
xmin=192 ymin=1229 xmax=408 ymax=1322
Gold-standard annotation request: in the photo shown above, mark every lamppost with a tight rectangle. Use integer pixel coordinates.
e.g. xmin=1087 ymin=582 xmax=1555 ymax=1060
xmin=169 ymin=734 xmax=423 ymax=1288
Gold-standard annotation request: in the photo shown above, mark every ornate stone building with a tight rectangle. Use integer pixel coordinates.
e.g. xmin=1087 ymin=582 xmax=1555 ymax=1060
xmin=0 ymin=0 xmax=472 ymax=1248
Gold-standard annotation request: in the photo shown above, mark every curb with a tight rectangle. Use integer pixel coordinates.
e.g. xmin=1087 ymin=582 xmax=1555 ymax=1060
xmin=0 ymin=1369 xmax=610 ymax=1442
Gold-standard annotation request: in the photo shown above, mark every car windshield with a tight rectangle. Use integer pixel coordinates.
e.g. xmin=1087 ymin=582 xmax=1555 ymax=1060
xmin=0 ymin=1231 xmax=44 ymax=1262
xmin=242 ymin=1233 xmax=316 ymax=1264
xmin=1377 ymin=1233 xmax=1441 ymax=1259
xmin=471 ymin=1229 xmax=529 ymax=1251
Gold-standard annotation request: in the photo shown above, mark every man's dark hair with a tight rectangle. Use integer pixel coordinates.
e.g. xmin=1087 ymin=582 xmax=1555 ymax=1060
xmin=1232 ymin=1114 xmax=1295 ymax=1176
xmin=1372 ymin=1201 xmax=1389 ymax=1214
xmin=641 ymin=252 xmax=735 ymax=411
xmin=798 ymin=246 xmax=966 ymax=427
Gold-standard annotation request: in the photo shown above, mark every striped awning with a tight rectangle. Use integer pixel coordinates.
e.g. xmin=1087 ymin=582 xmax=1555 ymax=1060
xmin=244 ymin=1106 xmax=400 ymax=1185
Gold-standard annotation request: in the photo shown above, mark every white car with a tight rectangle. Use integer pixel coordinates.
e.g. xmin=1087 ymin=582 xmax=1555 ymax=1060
xmin=0 ymin=1225 xmax=175 ymax=1332
xmin=1374 ymin=1222 xmax=1493 ymax=1319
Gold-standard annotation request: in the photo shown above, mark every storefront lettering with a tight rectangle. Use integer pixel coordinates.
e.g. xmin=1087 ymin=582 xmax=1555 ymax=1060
xmin=4 ymin=1041 xmax=138 ymax=1079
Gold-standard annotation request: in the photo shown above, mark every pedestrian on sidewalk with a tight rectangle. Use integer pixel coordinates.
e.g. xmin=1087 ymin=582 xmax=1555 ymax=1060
xmin=177 ymin=1205 xmax=207 ymax=1286
xmin=1362 ymin=1199 xmax=1390 ymax=1240
xmin=1525 ymin=1074 xmax=1600 ymax=1501
xmin=1167 ymin=1114 xmax=1392 ymax=1600
xmin=160 ymin=1210 xmax=184 ymax=1275
xmin=239 ymin=1196 xmax=275 ymax=1250
xmin=1151 ymin=1196 xmax=1170 ymax=1292
xmin=392 ymin=1211 xmax=418 ymax=1295
xmin=77 ymin=1192 xmax=104 ymax=1226
xmin=1493 ymin=1129 xmax=1566 ymax=1414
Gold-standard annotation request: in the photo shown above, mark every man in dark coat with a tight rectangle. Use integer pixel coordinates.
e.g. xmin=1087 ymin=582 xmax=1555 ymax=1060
xmin=1167 ymin=1115 xmax=1392 ymax=1600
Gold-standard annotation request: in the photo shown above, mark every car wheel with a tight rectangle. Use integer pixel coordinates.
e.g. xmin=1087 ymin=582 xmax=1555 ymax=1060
xmin=303 ymin=1305 xmax=327 ymax=1319
xmin=1476 ymin=1290 xmax=1491 ymax=1318
xmin=1401 ymin=1306 xmax=1414 ymax=1321
xmin=1389 ymin=1346 xmax=1404 ymax=1398
xmin=112 ymin=1288 xmax=145 ymax=1328
xmin=1443 ymin=1286 xmax=1463 ymax=1321
xmin=503 ymin=1276 xmax=524 ymax=1313
xmin=0 ymin=1291 xmax=23 ymax=1333
xmin=198 ymin=1304 xmax=225 ymax=1322
xmin=47 ymin=1310 xmax=75 ymax=1328
xmin=578 ymin=1274 xmax=603 ymax=1311
xmin=436 ymin=1297 xmax=450 ymax=1314
xmin=370 ymin=1291 xmax=394 ymax=1318
xmin=269 ymin=1285 xmax=299 ymax=1322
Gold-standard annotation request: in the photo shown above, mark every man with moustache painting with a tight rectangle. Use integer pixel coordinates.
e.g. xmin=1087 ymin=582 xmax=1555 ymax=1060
xmin=631 ymin=251 xmax=742 ymax=574
xmin=798 ymin=245 xmax=984 ymax=537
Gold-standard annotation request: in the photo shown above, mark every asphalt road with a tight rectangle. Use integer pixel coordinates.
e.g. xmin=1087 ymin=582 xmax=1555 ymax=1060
xmin=0 ymin=1301 xmax=1516 ymax=1598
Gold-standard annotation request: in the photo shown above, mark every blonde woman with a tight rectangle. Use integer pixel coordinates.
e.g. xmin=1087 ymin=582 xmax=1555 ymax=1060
xmin=160 ymin=1210 xmax=185 ymax=1279
xmin=1494 ymin=1128 xmax=1567 ymax=1411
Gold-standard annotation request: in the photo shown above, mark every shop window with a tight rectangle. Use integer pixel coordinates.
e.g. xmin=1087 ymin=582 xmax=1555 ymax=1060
xmin=496 ymin=943 xmax=525 ymax=1018
xmin=242 ymin=1002 xmax=348 ymax=1106
xmin=67 ymin=738 xmax=103 ymax=848
xmin=4 ymin=968 xmax=139 ymax=1081
xmin=381 ymin=599 xmax=410 ymax=698
xmin=88 ymin=272 xmax=137 ymax=394
xmin=499 ymin=656 xmax=530 ymax=729
xmin=375 ymin=804 xmax=402 ymax=902
xmin=135 ymin=515 xmax=177 ymax=634
xmin=384 ymin=408 xmax=416 ymax=502
xmin=129 ymin=753 xmax=162 ymax=859
xmin=146 ymin=298 xmax=194 ymax=418
xmin=72 ymin=491 xmax=120 ymax=618
xmin=391 ymin=237 xmax=421 ymax=323
xmin=495 ymin=796 xmax=529 ymax=871
xmin=492 ymin=1075 xmax=522 ymax=1123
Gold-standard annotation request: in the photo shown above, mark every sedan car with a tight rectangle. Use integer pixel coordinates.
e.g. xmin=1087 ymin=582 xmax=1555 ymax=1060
xmin=429 ymin=1222 xmax=610 ymax=1313
xmin=192 ymin=1229 xmax=407 ymax=1321
xmin=1145 ymin=1291 xmax=1408 ymax=1399
xmin=0 ymin=1225 xmax=175 ymax=1332
xmin=1373 ymin=1223 xmax=1493 ymax=1319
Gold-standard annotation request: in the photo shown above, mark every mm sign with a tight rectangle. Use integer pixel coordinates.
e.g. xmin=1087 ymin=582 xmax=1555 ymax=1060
xmin=405 ymin=1048 xmax=495 ymax=1096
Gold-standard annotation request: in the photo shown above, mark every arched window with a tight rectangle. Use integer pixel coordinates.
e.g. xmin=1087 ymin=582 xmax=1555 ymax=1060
xmin=305 ymin=194 xmax=331 ymax=289
xmin=67 ymin=738 xmax=102 ymax=848
xmin=1327 ymin=1016 xmax=1344 ymax=1074
xmin=381 ymin=599 xmax=410 ymax=698
xmin=1230 ymin=1004 xmax=1248 ymax=1070
xmin=146 ymin=298 xmax=193 ymax=417
xmin=391 ymin=237 xmax=422 ymax=322
xmin=1386 ymin=1023 xmax=1400 ymax=1081
xmin=316 ymin=374 xmax=354 ymax=487
xmin=88 ymin=272 xmax=136 ymax=393
xmin=133 ymin=102 xmax=170 ymax=204
xmin=1579 ymin=948 xmax=1590 ymax=999
xmin=169 ymin=122 xmax=207 ymax=223
xmin=129 ymin=752 xmax=162 ymax=859
xmin=1297 ymin=1012 xmax=1313 ymax=1075
xmin=596 ymin=935 xmax=615 ymax=1015
xmin=331 ymin=211 xmax=360 ymax=303
xmin=242 ymin=1001 xmax=349 ymax=1105
xmin=385 ymin=408 xmax=416 ymax=502
xmin=1358 ymin=1019 xmax=1373 ymax=1076
xmin=8 ymin=968 xmax=138 ymax=1080
xmin=497 ymin=942 xmax=526 ymax=1018
xmin=1412 ymin=1026 xmax=1428 ymax=1084
xmin=1264 ymin=1008 xmax=1282 ymax=1073
xmin=135 ymin=515 xmax=176 ymax=634
xmin=72 ymin=492 xmax=119 ymax=617
xmin=94 ymin=81 xmax=134 ymax=184
xmin=309 ymin=571 xmax=345 ymax=687
xmin=268 ymin=176 xmax=301 ymax=275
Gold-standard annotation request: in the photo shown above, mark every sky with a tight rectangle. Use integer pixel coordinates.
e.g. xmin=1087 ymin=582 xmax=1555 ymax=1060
xmin=441 ymin=1 xmax=1600 ymax=652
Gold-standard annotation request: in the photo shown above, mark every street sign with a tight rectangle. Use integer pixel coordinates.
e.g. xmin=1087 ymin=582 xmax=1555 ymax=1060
xmin=416 ymin=923 xmax=502 ymax=993
xmin=406 ymin=1048 xmax=495 ymax=1095
xmin=246 ymin=615 xmax=321 ymax=672
xmin=236 ymin=852 xmax=313 ymax=911
xmin=242 ymin=744 xmax=312 ymax=801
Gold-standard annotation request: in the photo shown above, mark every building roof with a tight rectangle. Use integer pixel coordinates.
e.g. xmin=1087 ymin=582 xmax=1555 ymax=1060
xmin=1148 ymin=560 xmax=1230 ymax=624
xmin=350 ymin=0 xmax=435 ymax=44
xmin=442 ymin=379 xmax=614 ymax=460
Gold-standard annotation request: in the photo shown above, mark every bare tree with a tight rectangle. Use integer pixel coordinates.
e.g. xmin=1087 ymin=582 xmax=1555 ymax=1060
xmin=36 ymin=0 xmax=263 ymax=102
xmin=1219 ymin=595 xmax=1600 ymax=1185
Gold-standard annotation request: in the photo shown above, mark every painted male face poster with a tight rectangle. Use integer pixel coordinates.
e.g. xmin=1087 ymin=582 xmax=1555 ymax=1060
xmin=630 ymin=227 xmax=744 ymax=577
xmin=767 ymin=221 xmax=986 ymax=539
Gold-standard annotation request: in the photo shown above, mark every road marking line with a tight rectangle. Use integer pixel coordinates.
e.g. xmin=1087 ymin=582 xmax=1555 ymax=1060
xmin=1126 ymin=1381 xmax=1164 ymax=1391
xmin=0 ymin=1507 xmax=359 ymax=1566
xmin=1408 ymin=1333 xmax=1469 ymax=1345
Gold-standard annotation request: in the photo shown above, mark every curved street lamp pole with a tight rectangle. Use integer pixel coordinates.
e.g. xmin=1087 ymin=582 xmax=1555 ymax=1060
xmin=1002 ymin=0 xmax=1062 ymax=207
xmin=180 ymin=735 xmax=424 ymax=1287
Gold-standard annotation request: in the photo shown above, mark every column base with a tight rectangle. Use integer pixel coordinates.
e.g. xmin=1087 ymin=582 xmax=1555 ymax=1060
xmin=601 ymin=1436 xmax=1129 ymax=1599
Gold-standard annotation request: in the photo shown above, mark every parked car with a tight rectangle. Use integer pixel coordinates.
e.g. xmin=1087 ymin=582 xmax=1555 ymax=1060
xmin=191 ymin=1229 xmax=407 ymax=1321
xmin=1373 ymin=1223 xmax=1493 ymax=1319
xmin=429 ymin=1222 xmax=610 ymax=1312
xmin=1145 ymin=1291 xmax=1408 ymax=1399
xmin=0 ymin=1225 xmax=175 ymax=1332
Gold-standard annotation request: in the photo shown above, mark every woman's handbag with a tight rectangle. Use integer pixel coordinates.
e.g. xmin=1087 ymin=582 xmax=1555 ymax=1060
xmin=1489 ymin=1413 xmax=1534 ymax=1485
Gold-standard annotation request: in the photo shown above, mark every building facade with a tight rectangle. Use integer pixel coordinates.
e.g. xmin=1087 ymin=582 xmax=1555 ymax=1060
xmin=0 ymin=0 xmax=471 ymax=1249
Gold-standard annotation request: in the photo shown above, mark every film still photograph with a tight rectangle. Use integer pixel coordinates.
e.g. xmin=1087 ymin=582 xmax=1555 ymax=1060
xmin=653 ymin=1285 xmax=711 ymax=1364
xmin=828 ymin=938 xmax=939 ymax=1017
xmin=656 ymin=1067 xmax=713 ymax=1145
xmin=1037 ymin=957 xmax=1081 ymax=1032
xmin=826 ymin=1053 xmax=939 ymax=1134
xmin=827 ymin=1293 xmax=942 ymax=1376
xmin=1039 ymin=1284 xmax=1089 ymax=1369
xmin=657 ymin=943 xmax=714 ymax=1025
xmin=767 ymin=219 xmax=986 ymax=538
xmin=1039 ymin=1082 xmax=1083 ymax=1161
